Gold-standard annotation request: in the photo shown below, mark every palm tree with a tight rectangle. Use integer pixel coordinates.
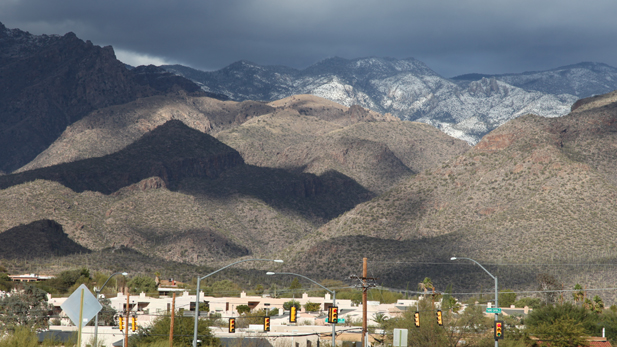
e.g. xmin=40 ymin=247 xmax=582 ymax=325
xmin=418 ymin=277 xmax=435 ymax=298
xmin=593 ymin=295 xmax=605 ymax=313
xmin=572 ymin=284 xmax=584 ymax=305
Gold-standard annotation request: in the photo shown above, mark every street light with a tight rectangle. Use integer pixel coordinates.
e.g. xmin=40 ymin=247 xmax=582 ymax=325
xmin=192 ymin=259 xmax=283 ymax=347
xmin=94 ymin=271 xmax=128 ymax=347
xmin=451 ymin=256 xmax=499 ymax=347
xmin=266 ymin=272 xmax=337 ymax=347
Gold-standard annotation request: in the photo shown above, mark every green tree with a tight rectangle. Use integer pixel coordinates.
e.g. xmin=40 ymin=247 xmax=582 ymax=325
xmin=128 ymin=275 xmax=157 ymax=295
xmin=303 ymin=301 xmax=321 ymax=313
xmin=0 ymin=272 xmax=13 ymax=292
xmin=599 ymin=309 xmax=617 ymax=343
xmin=237 ymin=304 xmax=251 ymax=314
xmin=289 ymin=278 xmax=302 ymax=291
xmin=514 ymin=297 xmax=542 ymax=309
xmin=527 ymin=316 xmax=588 ymax=347
xmin=499 ymin=290 xmax=517 ymax=308
xmin=130 ymin=312 xmax=218 ymax=347
xmin=283 ymin=300 xmax=301 ymax=311
xmin=254 ymin=284 xmax=264 ymax=295
xmin=0 ymin=284 xmax=52 ymax=332
xmin=209 ymin=280 xmax=241 ymax=297
xmin=268 ymin=307 xmax=279 ymax=316
xmin=38 ymin=268 xmax=91 ymax=294
xmin=525 ymin=302 xmax=600 ymax=336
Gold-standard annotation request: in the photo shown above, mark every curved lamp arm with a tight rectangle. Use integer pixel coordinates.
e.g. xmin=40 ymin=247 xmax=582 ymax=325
xmin=450 ymin=257 xmax=495 ymax=280
xmin=192 ymin=258 xmax=283 ymax=347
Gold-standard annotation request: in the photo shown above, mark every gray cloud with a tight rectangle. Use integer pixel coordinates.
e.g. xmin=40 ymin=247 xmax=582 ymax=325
xmin=2 ymin=0 xmax=617 ymax=77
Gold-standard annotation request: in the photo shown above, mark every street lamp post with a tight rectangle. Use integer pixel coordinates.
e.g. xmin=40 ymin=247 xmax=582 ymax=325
xmin=451 ymin=257 xmax=498 ymax=347
xmin=94 ymin=271 xmax=128 ymax=347
xmin=192 ymin=259 xmax=283 ymax=347
xmin=266 ymin=272 xmax=337 ymax=347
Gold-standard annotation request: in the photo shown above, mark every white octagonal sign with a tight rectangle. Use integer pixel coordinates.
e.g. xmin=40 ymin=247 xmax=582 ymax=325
xmin=61 ymin=284 xmax=102 ymax=327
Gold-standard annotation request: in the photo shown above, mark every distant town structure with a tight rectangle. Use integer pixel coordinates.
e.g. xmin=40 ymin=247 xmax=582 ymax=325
xmin=8 ymin=273 xmax=55 ymax=282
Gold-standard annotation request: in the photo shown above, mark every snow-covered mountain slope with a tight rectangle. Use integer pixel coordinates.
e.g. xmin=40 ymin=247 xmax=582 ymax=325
xmin=162 ymin=57 xmax=615 ymax=144
xmin=452 ymin=62 xmax=617 ymax=97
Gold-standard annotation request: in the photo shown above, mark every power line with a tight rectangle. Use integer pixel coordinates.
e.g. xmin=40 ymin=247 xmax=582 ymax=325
xmin=369 ymin=261 xmax=617 ymax=266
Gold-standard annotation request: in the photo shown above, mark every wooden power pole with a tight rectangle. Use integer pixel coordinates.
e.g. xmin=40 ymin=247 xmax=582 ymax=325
xmin=169 ymin=292 xmax=176 ymax=347
xmin=350 ymin=258 xmax=377 ymax=347
xmin=125 ymin=293 xmax=130 ymax=347
xmin=362 ymin=258 xmax=368 ymax=347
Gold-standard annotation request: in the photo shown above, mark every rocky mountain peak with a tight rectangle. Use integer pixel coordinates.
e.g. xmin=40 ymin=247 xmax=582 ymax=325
xmin=0 ymin=23 xmax=205 ymax=173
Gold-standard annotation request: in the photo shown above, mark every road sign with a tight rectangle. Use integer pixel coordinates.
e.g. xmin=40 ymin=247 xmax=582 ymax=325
xmin=393 ymin=328 xmax=408 ymax=347
xmin=61 ymin=284 xmax=102 ymax=327
xmin=486 ymin=307 xmax=501 ymax=314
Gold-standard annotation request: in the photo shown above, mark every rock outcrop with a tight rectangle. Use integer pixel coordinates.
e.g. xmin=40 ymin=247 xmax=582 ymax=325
xmin=0 ymin=22 xmax=205 ymax=173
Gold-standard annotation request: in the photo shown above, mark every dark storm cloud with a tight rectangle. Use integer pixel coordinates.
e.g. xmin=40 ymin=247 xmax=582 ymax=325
xmin=2 ymin=0 xmax=616 ymax=77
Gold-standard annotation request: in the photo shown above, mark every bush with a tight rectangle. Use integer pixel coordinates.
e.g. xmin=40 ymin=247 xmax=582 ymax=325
xmin=283 ymin=300 xmax=301 ymax=311
xmin=304 ymin=301 xmax=321 ymax=312
xmin=237 ymin=304 xmax=251 ymax=314
xmin=131 ymin=312 xmax=218 ymax=347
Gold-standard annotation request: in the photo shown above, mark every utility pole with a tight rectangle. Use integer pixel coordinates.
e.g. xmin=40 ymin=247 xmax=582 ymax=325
xmin=170 ymin=293 xmax=176 ymax=347
xmin=350 ymin=258 xmax=377 ymax=347
xmin=124 ymin=292 xmax=130 ymax=347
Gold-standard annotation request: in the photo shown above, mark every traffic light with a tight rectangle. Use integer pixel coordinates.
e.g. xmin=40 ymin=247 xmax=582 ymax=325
xmin=264 ymin=317 xmax=270 ymax=332
xmin=290 ymin=306 xmax=297 ymax=323
xmin=131 ymin=315 xmax=137 ymax=332
xmin=494 ymin=320 xmax=504 ymax=340
xmin=118 ymin=316 xmax=124 ymax=331
xmin=436 ymin=310 xmax=443 ymax=326
xmin=328 ymin=306 xmax=339 ymax=324
xmin=229 ymin=318 xmax=236 ymax=333
xmin=414 ymin=311 xmax=420 ymax=327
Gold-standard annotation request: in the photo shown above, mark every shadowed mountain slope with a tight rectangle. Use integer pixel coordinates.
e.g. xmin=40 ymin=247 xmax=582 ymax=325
xmin=17 ymin=95 xmax=274 ymax=172
xmin=0 ymin=220 xmax=90 ymax=259
xmin=0 ymin=22 xmax=206 ymax=173
xmin=0 ymin=120 xmax=243 ymax=194
xmin=0 ymin=120 xmax=372 ymax=262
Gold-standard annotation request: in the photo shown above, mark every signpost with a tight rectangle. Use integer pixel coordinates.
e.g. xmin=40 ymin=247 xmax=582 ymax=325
xmin=486 ymin=308 xmax=502 ymax=314
xmin=393 ymin=328 xmax=408 ymax=347
xmin=61 ymin=284 xmax=103 ymax=347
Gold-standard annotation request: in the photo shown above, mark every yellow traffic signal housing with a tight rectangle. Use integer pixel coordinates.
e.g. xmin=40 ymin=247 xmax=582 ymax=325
xmin=118 ymin=316 xmax=124 ymax=331
xmin=328 ymin=306 xmax=339 ymax=324
xmin=131 ymin=315 xmax=137 ymax=332
xmin=495 ymin=321 xmax=504 ymax=340
xmin=414 ymin=311 xmax=420 ymax=327
xmin=264 ymin=317 xmax=270 ymax=332
xmin=229 ymin=318 xmax=236 ymax=333
xmin=290 ymin=306 xmax=297 ymax=323
xmin=436 ymin=310 xmax=443 ymax=326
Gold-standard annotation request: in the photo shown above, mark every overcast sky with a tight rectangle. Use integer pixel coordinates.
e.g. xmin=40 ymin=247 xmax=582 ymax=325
xmin=2 ymin=0 xmax=617 ymax=77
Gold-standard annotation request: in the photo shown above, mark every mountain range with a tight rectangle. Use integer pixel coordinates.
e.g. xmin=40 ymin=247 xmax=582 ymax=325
xmin=1 ymin=22 xmax=617 ymax=295
xmin=163 ymin=59 xmax=617 ymax=144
